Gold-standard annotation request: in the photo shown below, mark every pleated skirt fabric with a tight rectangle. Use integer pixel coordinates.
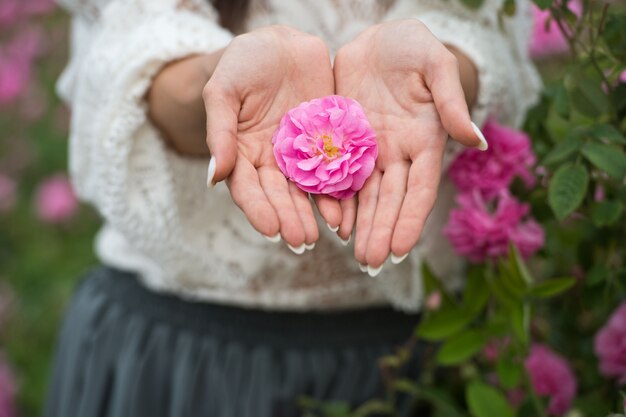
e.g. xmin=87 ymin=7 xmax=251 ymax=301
xmin=43 ymin=266 xmax=421 ymax=417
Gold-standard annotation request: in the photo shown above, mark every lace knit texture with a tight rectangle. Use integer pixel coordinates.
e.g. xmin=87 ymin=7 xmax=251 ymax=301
xmin=57 ymin=0 xmax=541 ymax=311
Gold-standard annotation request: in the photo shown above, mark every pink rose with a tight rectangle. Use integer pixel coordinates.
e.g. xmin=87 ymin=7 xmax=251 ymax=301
xmin=525 ymin=344 xmax=577 ymax=416
xmin=0 ymin=175 xmax=16 ymax=213
xmin=530 ymin=2 xmax=581 ymax=59
xmin=443 ymin=190 xmax=544 ymax=263
xmin=594 ymin=301 xmax=626 ymax=385
xmin=0 ymin=353 xmax=16 ymax=417
xmin=272 ymin=95 xmax=377 ymax=199
xmin=448 ymin=120 xmax=536 ymax=199
xmin=0 ymin=27 xmax=43 ymax=105
xmin=34 ymin=174 xmax=78 ymax=223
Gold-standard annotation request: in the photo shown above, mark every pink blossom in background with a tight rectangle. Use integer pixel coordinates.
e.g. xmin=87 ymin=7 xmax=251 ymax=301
xmin=0 ymin=175 xmax=16 ymax=213
xmin=0 ymin=27 xmax=43 ymax=105
xmin=444 ymin=190 xmax=544 ymax=263
xmin=525 ymin=344 xmax=577 ymax=416
xmin=0 ymin=0 xmax=19 ymax=26
xmin=0 ymin=0 xmax=55 ymax=26
xmin=425 ymin=291 xmax=442 ymax=311
xmin=35 ymin=174 xmax=78 ymax=223
xmin=482 ymin=337 xmax=512 ymax=363
xmin=272 ymin=95 xmax=377 ymax=199
xmin=448 ymin=120 xmax=536 ymax=199
xmin=594 ymin=301 xmax=626 ymax=385
xmin=0 ymin=353 xmax=16 ymax=417
xmin=620 ymin=71 xmax=626 ymax=84
xmin=530 ymin=2 xmax=581 ymax=59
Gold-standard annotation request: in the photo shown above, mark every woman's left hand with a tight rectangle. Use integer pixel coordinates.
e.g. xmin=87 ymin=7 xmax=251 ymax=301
xmin=333 ymin=20 xmax=484 ymax=274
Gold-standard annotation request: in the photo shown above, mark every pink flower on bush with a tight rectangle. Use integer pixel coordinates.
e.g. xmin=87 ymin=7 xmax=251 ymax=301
xmin=0 ymin=353 xmax=16 ymax=417
xmin=525 ymin=344 xmax=577 ymax=416
xmin=530 ymin=2 xmax=581 ymax=59
xmin=35 ymin=174 xmax=78 ymax=223
xmin=272 ymin=95 xmax=377 ymax=199
xmin=449 ymin=120 xmax=536 ymax=199
xmin=0 ymin=175 xmax=16 ymax=213
xmin=0 ymin=0 xmax=55 ymax=25
xmin=444 ymin=190 xmax=544 ymax=263
xmin=0 ymin=27 xmax=43 ymax=105
xmin=594 ymin=301 xmax=626 ymax=385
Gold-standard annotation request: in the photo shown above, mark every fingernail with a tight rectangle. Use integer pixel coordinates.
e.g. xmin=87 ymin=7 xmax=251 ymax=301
xmin=391 ymin=253 xmax=408 ymax=264
xmin=339 ymin=234 xmax=351 ymax=246
xmin=264 ymin=233 xmax=281 ymax=243
xmin=206 ymin=156 xmax=217 ymax=187
xmin=359 ymin=263 xmax=367 ymax=273
xmin=305 ymin=242 xmax=315 ymax=251
xmin=327 ymin=223 xmax=339 ymax=232
xmin=471 ymin=122 xmax=488 ymax=151
xmin=367 ymin=264 xmax=383 ymax=277
xmin=287 ymin=243 xmax=306 ymax=255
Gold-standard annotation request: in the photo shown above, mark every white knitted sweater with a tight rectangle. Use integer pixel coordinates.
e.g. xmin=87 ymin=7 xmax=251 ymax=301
xmin=57 ymin=0 xmax=541 ymax=311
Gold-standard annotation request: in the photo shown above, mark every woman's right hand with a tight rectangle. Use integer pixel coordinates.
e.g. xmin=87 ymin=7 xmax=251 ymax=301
xmin=204 ymin=26 xmax=337 ymax=251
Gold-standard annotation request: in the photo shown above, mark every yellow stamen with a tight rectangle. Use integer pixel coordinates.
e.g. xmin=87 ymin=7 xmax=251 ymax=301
xmin=321 ymin=134 xmax=340 ymax=159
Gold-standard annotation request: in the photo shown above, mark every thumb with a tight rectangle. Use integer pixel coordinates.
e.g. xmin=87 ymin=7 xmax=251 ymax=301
xmin=426 ymin=55 xmax=488 ymax=151
xmin=203 ymin=83 xmax=239 ymax=185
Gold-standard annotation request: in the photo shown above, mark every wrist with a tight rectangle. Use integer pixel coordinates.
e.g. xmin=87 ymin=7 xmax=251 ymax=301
xmin=445 ymin=45 xmax=478 ymax=109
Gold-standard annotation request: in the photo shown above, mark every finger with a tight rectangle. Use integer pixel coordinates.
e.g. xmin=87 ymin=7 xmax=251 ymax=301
xmin=338 ymin=198 xmax=356 ymax=244
xmin=391 ymin=153 xmax=443 ymax=257
xmin=365 ymin=162 xmax=409 ymax=268
xmin=424 ymin=50 xmax=486 ymax=150
xmin=288 ymin=183 xmax=319 ymax=247
xmin=258 ymin=166 xmax=306 ymax=248
xmin=313 ymin=195 xmax=342 ymax=231
xmin=354 ymin=170 xmax=382 ymax=265
xmin=203 ymin=82 xmax=240 ymax=184
xmin=227 ymin=157 xmax=280 ymax=238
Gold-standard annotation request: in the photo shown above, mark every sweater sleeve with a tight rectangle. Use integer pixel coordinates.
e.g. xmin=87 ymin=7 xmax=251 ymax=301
xmin=57 ymin=0 xmax=237 ymax=288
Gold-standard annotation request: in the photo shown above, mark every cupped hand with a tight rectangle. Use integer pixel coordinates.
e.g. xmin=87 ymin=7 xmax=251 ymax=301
xmin=333 ymin=20 xmax=485 ymax=273
xmin=204 ymin=26 xmax=339 ymax=251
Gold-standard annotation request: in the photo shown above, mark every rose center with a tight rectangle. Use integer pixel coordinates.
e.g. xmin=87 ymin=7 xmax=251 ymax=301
xmin=321 ymin=134 xmax=340 ymax=159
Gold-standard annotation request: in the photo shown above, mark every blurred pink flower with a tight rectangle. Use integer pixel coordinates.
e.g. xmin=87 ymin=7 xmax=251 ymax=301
xmin=525 ymin=344 xmax=577 ymax=416
xmin=530 ymin=2 xmax=581 ymax=59
xmin=0 ymin=0 xmax=19 ymax=26
xmin=0 ymin=175 xmax=16 ymax=213
xmin=21 ymin=0 xmax=56 ymax=16
xmin=448 ymin=120 xmax=536 ymax=199
xmin=594 ymin=301 xmax=626 ymax=385
xmin=0 ymin=353 xmax=16 ymax=417
xmin=425 ymin=291 xmax=442 ymax=311
xmin=482 ymin=337 xmax=512 ymax=363
xmin=0 ymin=27 xmax=43 ymax=105
xmin=0 ymin=0 xmax=55 ymax=26
xmin=272 ymin=95 xmax=377 ymax=199
xmin=444 ymin=190 xmax=544 ymax=263
xmin=621 ymin=71 xmax=626 ymax=84
xmin=35 ymin=174 xmax=78 ymax=223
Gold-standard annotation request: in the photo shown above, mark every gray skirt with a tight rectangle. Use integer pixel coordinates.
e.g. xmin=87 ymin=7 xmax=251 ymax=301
xmin=44 ymin=266 xmax=421 ymax=417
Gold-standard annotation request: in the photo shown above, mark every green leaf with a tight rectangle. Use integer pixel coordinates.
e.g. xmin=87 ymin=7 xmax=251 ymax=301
xmin=532 ymin=0 xmax=551 ymax=10
xmin=542 ymin=136 xmax=582 ymax=165
xmin=421 ymin=263 xmax=455 ymax=307
xmin=553 ymin=83 xmax=570 ymax=118
xmin=585 ymin=264 xmax=609 ymax=287
xmin=496 ymin=359 xmax=523 ymax=389
xmin=592 ymin=200 xmax=624 ymax=227
xmin=466 ymin=382 xmax=515 ymax=417
xmin=570 ymin=77 xmax=609 ymax=118
xmin=463 ymin=267 xmax=490 ymax=317
xmin=531 ymin=277 xmax=576 ymax=298
xmin=459 ymin=0 xmax=485 ymax=9
xmin=603 ymin=13 xmax=626 ymax=62
xmin=510 ymin=303 xmax=530 ymax=344
xmin=502 ymin=0 xmax=516 ymax=16
xmin=581 ymin=143 xmax=626 ymax=179
xmin=416 ymin=309 xmax=472 ymax=341
xmin=590 ymin=124 xmax=626 ymax=145
xmin=548 ymin=163 xmax=589 ymax=220
xmin=508 ymin=243 xmax=533 ymax=287
xmin=436 ymin=330 xmax=487 ymax=366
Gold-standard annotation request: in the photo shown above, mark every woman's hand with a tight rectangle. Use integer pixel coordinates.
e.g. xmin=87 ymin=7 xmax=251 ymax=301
xmin=204 ymin=26 xmax=337 ymax=251
xmin=333 ymin=20 xmax=485 ymax=274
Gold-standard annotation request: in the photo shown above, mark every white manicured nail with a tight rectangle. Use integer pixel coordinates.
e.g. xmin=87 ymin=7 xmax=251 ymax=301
xmin=206 ymin=156 xmax=216 ymax=187
xmin=305 ymin=242 xmax=315 ymax=251
xmin=367 ymin=264 xmax=383 ymax=277
xmin=287 ymin=243 xmax=306 ymax=255
xmin=359 ymin=263 xmax=367 ymax=273
xmin=327 ymin=223 xmax=339 ymax=232
xmin=391 ymin=253 xmax=408 ymax=264
xmin=471 ymin=122 xmax=488 ymax=151
xmin=339 ymin=234 xmax=351 ymax=246
xmin=264 ymin=233 xmax=281 ymax=243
